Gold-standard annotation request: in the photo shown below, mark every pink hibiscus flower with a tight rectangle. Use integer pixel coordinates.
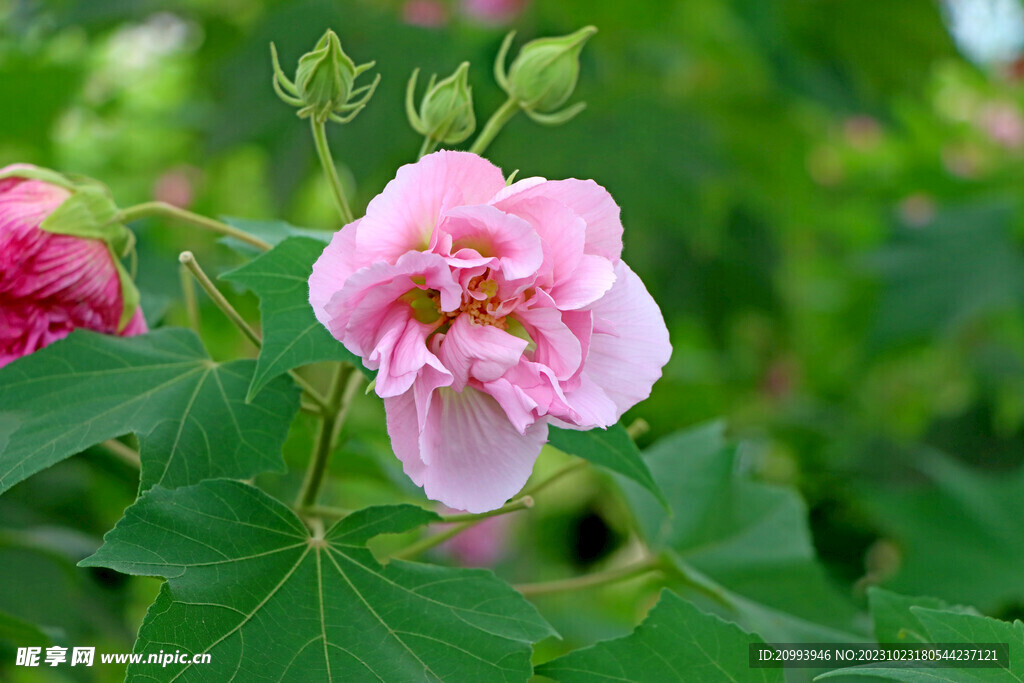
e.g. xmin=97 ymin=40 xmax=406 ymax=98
xmin=0 ymin=165 xmax=147 ymax=368
xmin=310 ymin=151 xmax=670 ymax=512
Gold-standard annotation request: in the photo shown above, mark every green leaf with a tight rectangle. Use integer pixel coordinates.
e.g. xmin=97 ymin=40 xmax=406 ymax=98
xmin=81 ymin=481 xmax=556 ymax=681
xmin=219 ymin=217 xmax=329 ymax=258
xmin=621 ymin=422 xmax=863 ymax=643
xmin=547 ymin=424 xmax=666 ymax=508
xmin=860 ymin=453 xmax=1024 ymax=612
xmin=536 ymin=590 xmax=782 ymax=682
xmin=222 ymin=236 xmax=369 ymax=400
xmin=816 ymin=608 xmax=1024 ymax=682
xmin=0 ymin=328 xmax=299 ymax=495
xmin=868 ymin=587 xmax=976 ymax=644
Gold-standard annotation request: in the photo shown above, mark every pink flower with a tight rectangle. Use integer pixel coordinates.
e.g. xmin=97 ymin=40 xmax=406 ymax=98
xmin=441 ymin=512 xmax=513 ymax=566
xmin=310 ymin=151 xmax=670 ymax=512
xmin=0 ymin=165 xmax=146 ymax=368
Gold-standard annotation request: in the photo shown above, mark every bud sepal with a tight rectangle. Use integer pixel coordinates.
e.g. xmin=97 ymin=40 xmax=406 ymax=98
xmin=271 ymin=29 xmax=380 ymax=125
xmin=406 ymin=62 xmax=476 ymax=147
xmin=495 ymin=26 xmax=596 ymax=122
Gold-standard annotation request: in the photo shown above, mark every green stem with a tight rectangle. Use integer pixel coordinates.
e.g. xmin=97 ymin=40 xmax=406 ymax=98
xmin=417 ymin=136 xmax=438 ymax=160
xmin=661 ymin=556 xmax=735 ymax=610
xmin=311 ymin=118 xmax=354 ymax=225
xmin=392 ymin=497 xmax=534 ymax=561
xmin=441 ymin=496 xmax=533 ymax=523
xmin=391 ymin=520 xmax=474 ymax=561
xmin=514 ymin=557 xmax=661 ymax=597
xmin=299 ymin=401 xmax=325 ymax=416
xmin=295 ymin=364 xmax=361 ymax=508
xmin=102 ymin=439 xmax=140 ymax=470
xmin=468 ymin=97 xmax=519 ymax=156
xmin=179 ymin=251 xmax=261 ymax=347
xmin=179 ymin=263 xmax=201 ymax=333
xmin=119 ymin=202 xmax=271 ymax=251
xmin=178 ymin=251 xmax=331 ymax=412
xmin=301 ymin=504 xmax=353 ymax=519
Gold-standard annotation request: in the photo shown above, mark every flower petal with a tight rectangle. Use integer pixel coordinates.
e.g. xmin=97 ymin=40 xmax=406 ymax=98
xmin=356 ymin=151 xmax=506 ymax=264
xmin=325 ymin=250 xmax=460 ymax=355
xmin=415 ymin=386 xmax=549 ymax=513
xmin=547 ymin=253 xmax=616 ymax=310
xmin=436 ymin=204 xmax=543 ymax=281
xmin=437 ymin=314 xmax=527 ymax=391
xmin=384 ymin=391 xmax=428 ymax=485
xmin=309 ymin=220 xmax=360 ymax=328
xmin=575 ymin=260 xmax=671 ymax=418
xmin=515 ymin=306 xmax=583 ymax=381
xmin=496 ymin=178 xmax=623 ymax=262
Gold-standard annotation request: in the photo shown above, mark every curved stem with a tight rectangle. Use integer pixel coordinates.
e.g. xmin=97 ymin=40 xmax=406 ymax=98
xmin=660 ymin=556 xmax=735 ymax=610
xmin=417 ymin=135 xmax=438 ymax=160
xmin=119 ymin=202 xmax=271 ymax=251
xmin=393 ymin=521 xmax=474 ymax=561
xmin=441 ymin=496 xmax=533 ymax=523
xmin=468 ymin=97 xmax=519 ymax=156
xmin=179 ymin=252 xmax=260 ymax=347
xmin=178 ymin=251 xmax=331 ymax=412
xmin=392 ymin=496 xmax=534 ymax=561
xmin=295 ymin=364 xmax=361 ymax=508
xmin=514 ymin=557 xmax=661 ymax=597
xmin=311 ymin=119 xmax=354 ymax=225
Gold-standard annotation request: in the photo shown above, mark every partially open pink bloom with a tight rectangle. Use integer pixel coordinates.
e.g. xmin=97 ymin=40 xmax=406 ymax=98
xmin=310 ymin=151 xmax=670 ymax=512
xmin=0 ymin=166 xmax=146 ymax=368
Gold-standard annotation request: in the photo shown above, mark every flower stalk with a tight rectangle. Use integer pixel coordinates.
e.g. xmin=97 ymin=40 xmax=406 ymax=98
xmin=179 ymin=263 xmax=201 ymax=333
xmin=311 ymin=119 xmax=355 ymax=225
xmin=469 ymin=97 xmax=519 ymax=155
xmin=178 ymin=251 xmax=331 ymax=412
xmin=513 ymin=555 xmax=662 ymax=597
xmin=392 ymin=496 xmax=534 ymax=560
xmin=119 ymin=202 xmax=271 ymax=251
xmin=296 ymin=363 xmax=362 ymax=509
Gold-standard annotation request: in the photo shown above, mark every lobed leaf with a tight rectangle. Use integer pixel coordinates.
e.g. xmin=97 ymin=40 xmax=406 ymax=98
xmin=82 ymin=481 xmax=556 ymax=682
xmin=536 ymin=590 xmax=782 ymax=682
xmin=620 ymin=421 xmax=864 ymax=643
xmin=222 ymin=236 xmax=369 ymax=400
xmin=816 ymin=607 xmax=1024 ymax=681
xmin=548 ymin=424 xmax=666 ymax=508
xmin=0 ymin=328 xmax=299 ymax=495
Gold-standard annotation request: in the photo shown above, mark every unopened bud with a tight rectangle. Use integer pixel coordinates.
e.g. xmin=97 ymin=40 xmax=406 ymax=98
xmin=495 ymin=26 xmax=596 ymax=124
xmin=0 ymin=166 xmax=141 ymax=331
xmin=271 ymin=29 xmax=380 ymax=124
xmin=407 ymin=62 xmax=476 ymax=145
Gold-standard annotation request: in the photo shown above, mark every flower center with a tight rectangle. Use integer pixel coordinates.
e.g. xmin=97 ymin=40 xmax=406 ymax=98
xmin=405 ymin=273 xmax=509 ymax=333
xmin=459 ymin=275 xmax=506 ymax=329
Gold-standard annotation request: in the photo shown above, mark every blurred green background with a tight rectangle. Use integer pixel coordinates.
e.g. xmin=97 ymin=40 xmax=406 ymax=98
xmin=4 ymin=0 xmax=1024 ymax=679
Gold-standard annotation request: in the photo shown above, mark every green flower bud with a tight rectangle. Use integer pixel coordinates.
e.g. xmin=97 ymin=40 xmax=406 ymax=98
xmin=271 ymin=29 xmax=380 ymax=125
xmin=406 ymin=62 xmax=476 ymax=145
xmin=295 ymin=30 xmax=355 ymax=119
xmin=497 ymin=26 xmax=596 ymax=116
